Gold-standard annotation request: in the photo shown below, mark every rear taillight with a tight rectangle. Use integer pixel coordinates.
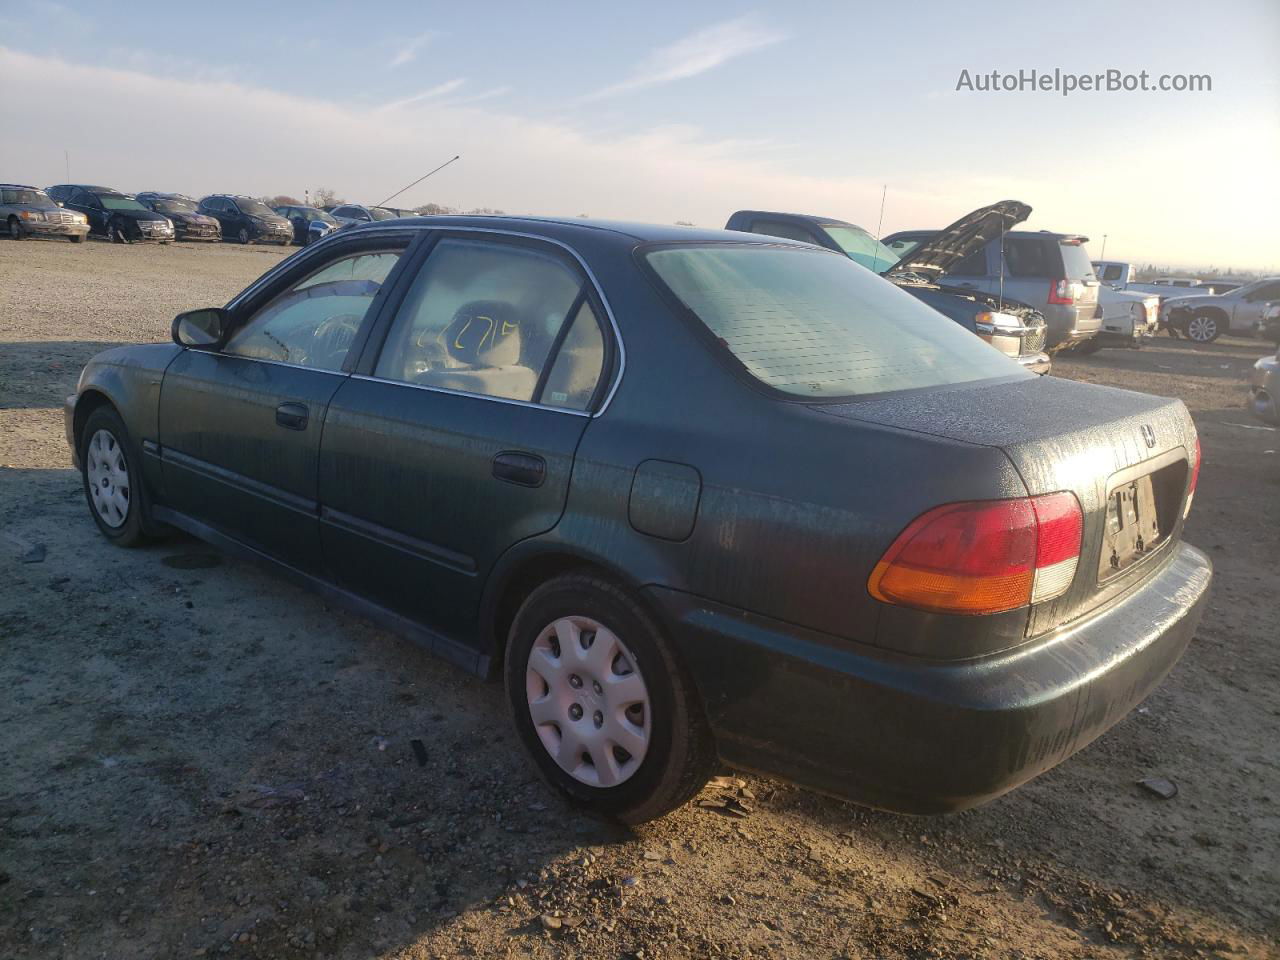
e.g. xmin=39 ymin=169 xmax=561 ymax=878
xmin=1047 ymin=279 xmax=1075 ymax=305
xmin=1184 ymin=434 xmax=1201 ymax=517
xmin=868 ymin=493 xmax=1082 ymax=616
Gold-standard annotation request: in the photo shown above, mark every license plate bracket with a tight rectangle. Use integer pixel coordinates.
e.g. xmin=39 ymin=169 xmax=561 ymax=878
xmin=1098 ymin=474 xmax=1161 ymax=579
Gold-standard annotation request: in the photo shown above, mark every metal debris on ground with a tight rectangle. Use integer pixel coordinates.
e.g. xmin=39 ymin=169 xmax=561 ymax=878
xmin=1137 ymin=777 xmax=1178 ymax=799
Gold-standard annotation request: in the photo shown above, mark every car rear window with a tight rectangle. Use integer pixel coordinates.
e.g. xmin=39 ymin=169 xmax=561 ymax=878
xmin=1057 ymin=241 xmax=1097 ymax=281
xmin=645 ymin=244 xmax=1027 ymax=399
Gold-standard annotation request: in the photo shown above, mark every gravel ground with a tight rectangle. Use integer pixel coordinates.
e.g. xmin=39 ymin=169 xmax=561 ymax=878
xmin=1 ymin=238 xmax=1277 ymax=960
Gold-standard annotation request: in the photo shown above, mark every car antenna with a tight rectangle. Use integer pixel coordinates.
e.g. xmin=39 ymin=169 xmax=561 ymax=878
xmin=873 ymin=184 xmax=887 ymax=273
xmin=376 ymin=155 xmax=460 ymax=208
xmin=998 ymin=217 xmax=1006 ymax=312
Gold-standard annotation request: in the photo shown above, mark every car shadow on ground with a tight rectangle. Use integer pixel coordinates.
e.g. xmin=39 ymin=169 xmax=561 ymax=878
xmin=0 ymin=342 xmax=126 ymax=409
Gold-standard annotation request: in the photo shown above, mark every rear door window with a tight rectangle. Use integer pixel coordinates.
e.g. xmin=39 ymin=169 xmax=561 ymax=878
xmin=1003 ymin=238 xmax=1055 ymax=278
xmin=646 ymin=243 xmax=1025 ymax=399
xmin=373 ymin=237 xmax=592 ymax=405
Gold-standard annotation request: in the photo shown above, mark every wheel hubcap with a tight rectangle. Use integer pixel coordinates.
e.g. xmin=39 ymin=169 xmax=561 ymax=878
xmin=1188 ymin=316 xmax=1215 ymax=341
xmin=86 ymin=429 xmax=130 ymax=528
xmin=525 ymin=615 xmax=651 ymax=788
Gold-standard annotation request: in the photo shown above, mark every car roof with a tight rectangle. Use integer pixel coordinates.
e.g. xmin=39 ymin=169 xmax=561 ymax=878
xmin=0 ymin=183 xmax=42 ymax=191
xmin=53 ymin=184 xmax=119 ymax=193
xmin=731 ymin=210 xmax=869 ymax=231
xmin=347 ymin=214 xmax=787 ymax=248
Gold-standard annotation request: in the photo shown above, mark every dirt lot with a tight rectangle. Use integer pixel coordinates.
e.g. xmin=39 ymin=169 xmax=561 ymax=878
xmin=1 ymin=238 xmax=1277 ymax=960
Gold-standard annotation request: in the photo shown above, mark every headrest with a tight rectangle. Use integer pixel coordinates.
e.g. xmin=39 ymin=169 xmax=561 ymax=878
xmin=443 ymin=300 xmax=521 ymax=366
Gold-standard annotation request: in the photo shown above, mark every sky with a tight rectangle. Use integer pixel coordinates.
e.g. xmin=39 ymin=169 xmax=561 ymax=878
xmin=1 ymin=0 xmax=1277 ymax=270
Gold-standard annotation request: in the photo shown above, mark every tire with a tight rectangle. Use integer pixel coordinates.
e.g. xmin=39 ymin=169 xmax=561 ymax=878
xmin=1075 ymin=339 xmax=1103 ymax=355
xmin=8 ymin=217 xmax=24 ymax=240
xmin=80 ymin=406 xmax=151 ymax=547
xmin=237 ymin=226 xmax=251 ymax=245
xmin=69 ymin=234 xmax=85 ymax=243
xmin=505 ymin=573 xmax=716 ymax=824
xmin=1185 ymin=313 xmax=1221 ymax=344
xmin=110 ymin=219 xmax=131 ymax=244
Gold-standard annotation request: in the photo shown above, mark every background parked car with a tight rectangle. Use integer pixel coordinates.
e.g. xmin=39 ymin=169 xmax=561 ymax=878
xmin=47 ymin=184 xmax=175 ymax=243
xmin=136 ymin=193 xmax=221 ymax=241
xmin=326 ymin=203 xmax=402 ymax=225
xmin=197 ymin=195 xmax=292 ymax=245
xmin=1248 ymin=343 xmax=1279 ymax=425
xmin=1 ymin=183 xmax=89 ymax=242
xmin=1091 ymin=285 xmax=1159 ymax=352
xmin=883 ymin=226 xmax=1101 ymax=350
xmin=273 ymin=204 xmax=340 ymax=245
xmin=728 ymin=203 xmax=1051 ymax=373
xmin=1160 ymin=277 xmax=1280 ymax=343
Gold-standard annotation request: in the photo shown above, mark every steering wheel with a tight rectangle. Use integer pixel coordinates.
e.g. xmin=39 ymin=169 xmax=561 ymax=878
xmin=312 ymin=314 xmax=362 ymax=369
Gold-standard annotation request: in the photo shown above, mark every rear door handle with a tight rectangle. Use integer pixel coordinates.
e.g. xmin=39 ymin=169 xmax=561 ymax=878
xmin=275 ymin=402 xmax=309 ymax=431
xmin=492 ymin=451 xmax=545 ymax=487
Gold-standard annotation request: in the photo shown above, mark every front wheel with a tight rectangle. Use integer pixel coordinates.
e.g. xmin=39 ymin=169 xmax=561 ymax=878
xmin=110 ymin=219 xmax=131 ymax=244
xmin=8 ymin=217 xmax=24 ymax=240
xmin=505 ymin=573 xmax=715 ymax=823
xmin=80 ymin=406 xmax=149 ymax=546
xmin=69 ymin=234 xmax=85 ymax=243
xmin=237 ymin=226 xmax=251 ymax=244
xmin=1185 ymin=313 xmax=1221 ymax=344
xmin=1074 ymin=339 xmax=1103 ymax=355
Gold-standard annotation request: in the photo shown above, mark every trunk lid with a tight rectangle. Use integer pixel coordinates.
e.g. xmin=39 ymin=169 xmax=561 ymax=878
xmin=818 ymin=375 xmax=1197 ymax=634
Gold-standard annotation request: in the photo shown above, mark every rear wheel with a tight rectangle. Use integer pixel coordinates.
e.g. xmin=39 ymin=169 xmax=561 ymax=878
xmin=505 ymin=573 xmax=715 ymax=823
xmin=1075 ymin=339 xmax=1103 ymax=355
xmin=1185 ymin=313 xmax=1221 ymax=344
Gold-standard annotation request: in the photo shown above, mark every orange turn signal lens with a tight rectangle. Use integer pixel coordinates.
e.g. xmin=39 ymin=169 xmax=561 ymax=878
xmin=868 ymin=494 xmax=1081 ymax=616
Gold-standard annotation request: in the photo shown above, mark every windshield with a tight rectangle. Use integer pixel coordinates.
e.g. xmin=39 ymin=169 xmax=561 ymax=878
xmin=305 ymin=208 xmax=338 ymax=224
xmin=883 ymin=236 xmax=925 ymax=260
xmin=2 ymin=188 xmax=53 ymax=206
xmin=236 ymin=199 xmax=276 ymax=218
xmin=646 ymin=244 xmax=1026 ymax=399
xmin=99 ymin=195 xmax=148 ymax=212
xmin=151 ymin=199 xmax=196 ymax=214
xmin=822 ymin=225 xmax=902 ymax=273
xmin=369 ymin=207 xmax=398 ymax=221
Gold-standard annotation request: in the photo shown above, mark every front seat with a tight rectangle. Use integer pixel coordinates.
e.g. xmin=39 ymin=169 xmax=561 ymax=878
xmin=431 ymin=300 xmax=538 ymax=401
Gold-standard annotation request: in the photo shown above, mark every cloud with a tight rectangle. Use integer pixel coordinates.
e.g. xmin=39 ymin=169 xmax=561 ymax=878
xmin=1 ymin=46 xmax=1273 ymax=270
xmin=378 ymin=78 xmax=467 ymax=111
xmin=389 ymin=32 xmax=434 ymax=68
xmin=584 ymin=15 xmax=785 ymax=101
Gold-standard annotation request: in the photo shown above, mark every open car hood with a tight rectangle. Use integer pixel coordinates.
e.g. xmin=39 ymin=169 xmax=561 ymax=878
xmin=886 ymin=200 xmax=1031 ymax=281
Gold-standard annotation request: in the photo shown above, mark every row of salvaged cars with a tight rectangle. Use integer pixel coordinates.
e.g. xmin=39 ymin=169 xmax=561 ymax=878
xmin=6 ymin=182 xmax=1276 ymax=367
xmin=0 ymin=182 xmax=417 ymax=248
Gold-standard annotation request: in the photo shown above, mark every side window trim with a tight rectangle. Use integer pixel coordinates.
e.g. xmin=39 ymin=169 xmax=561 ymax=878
xmin=355 ymin=228 xmax=621 ymax=416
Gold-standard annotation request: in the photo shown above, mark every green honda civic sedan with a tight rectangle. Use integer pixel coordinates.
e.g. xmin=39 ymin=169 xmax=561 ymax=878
xmin=66 ymin=216 xmax=1211 ymax=822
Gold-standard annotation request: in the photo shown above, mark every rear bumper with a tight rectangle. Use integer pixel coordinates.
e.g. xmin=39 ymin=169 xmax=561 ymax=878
xmin=653 ymin=540 xmax=1211 ymax=814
